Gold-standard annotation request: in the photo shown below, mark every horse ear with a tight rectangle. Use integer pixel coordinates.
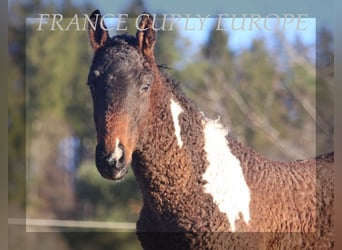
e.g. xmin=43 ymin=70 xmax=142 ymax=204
xmin=136 ymin=13 xmax=156 ymax=64
xmin=88 ymin=9 xmax=109 ymax=52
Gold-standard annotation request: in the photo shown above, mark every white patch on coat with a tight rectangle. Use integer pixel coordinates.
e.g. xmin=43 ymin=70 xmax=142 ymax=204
xmin=170 ymin=98 xmax=184 ymax=147
xmin=202 ymin=119 xmax=251 ymax=232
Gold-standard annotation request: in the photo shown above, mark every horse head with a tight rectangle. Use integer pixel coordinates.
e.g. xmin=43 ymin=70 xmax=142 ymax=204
xmin=87 ymin=10 xmax=158 ymax=181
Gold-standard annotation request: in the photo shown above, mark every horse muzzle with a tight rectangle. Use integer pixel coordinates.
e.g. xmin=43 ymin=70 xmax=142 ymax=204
xmin=95 ymin=143 xmax=129 ymax=181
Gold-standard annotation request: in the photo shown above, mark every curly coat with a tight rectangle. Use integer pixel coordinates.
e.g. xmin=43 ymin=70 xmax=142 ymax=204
xmin=87 ymin=10 xmax=334 ymax=250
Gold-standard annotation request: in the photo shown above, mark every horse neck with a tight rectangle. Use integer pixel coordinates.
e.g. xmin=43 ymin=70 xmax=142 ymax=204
xmin=133 ymin=78 xmax=207 ymax=193
xmin=132 ymin=79 xmax=258 ymax=232
xmin=133 ymin=74 xmax=266 ymax=187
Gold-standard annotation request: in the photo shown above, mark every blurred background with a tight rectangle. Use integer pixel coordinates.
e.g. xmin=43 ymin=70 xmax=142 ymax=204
xmin=8 ymin=0 xmax=333 ymax=249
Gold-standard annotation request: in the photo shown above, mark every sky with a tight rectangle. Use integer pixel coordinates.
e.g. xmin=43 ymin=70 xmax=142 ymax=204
xmin=66 ymin=0 xmax=318 ymax=54
xmin=21 ymin=0 xmax=320 ymax=60
xmin=102 ymin=14 xmax=315 ymax=61
xmin=174 ymin=17 xmax=316 ymax=53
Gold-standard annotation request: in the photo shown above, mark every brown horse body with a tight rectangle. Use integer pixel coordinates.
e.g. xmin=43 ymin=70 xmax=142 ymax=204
xmin=87 ymin=10 xmax=334 ymax=250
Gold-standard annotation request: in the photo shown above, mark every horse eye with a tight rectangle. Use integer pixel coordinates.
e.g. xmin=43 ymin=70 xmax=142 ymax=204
xmin=140 ymin=82 xmax=151 ymax=93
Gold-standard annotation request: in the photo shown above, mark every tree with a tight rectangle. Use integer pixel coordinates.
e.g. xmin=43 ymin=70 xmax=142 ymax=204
xmin=177 ymin=24 xmax=320 ymax=160
xmin=203 ymin=22 xmax=232 ymax=66
xmin=316 ymin=27 xmax=334 ymax=155
xmin=176 ymin=21 xmax=234 ymax=123
xmin=9 ymin=1 xmax=145 ymax=249
xmin=8 ymin=0 xmax=38 ymax=205
xmin=9 ymin=1 xmax=79 ymax=248
xmin=75 ymin=163 xmax=141 ymax=221
xmin=116 ymin=0 xmax=146 ymax=35
xmin=118 ymin=0 xmax=181 ymax=67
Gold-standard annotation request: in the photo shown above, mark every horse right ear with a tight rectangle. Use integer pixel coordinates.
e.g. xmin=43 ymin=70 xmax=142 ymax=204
xmin=88 ymin=10 xmax=109 ymax=52
xmin=136 ymin=13 xmax=156 ymax=65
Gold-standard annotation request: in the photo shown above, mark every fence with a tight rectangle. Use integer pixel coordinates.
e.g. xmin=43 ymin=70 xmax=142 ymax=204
xmin=8 ymin=218 xmax=136 ymax=232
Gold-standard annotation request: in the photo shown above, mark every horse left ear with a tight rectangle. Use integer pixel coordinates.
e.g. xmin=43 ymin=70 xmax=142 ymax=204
xmin=88 ymin=9 xmax=109 ymax=52
xmin=136 ymin=13 xmax=156 ymax=64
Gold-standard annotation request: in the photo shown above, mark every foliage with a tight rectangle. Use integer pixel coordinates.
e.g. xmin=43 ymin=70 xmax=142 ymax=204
xmin=26 ymin=20 xmax=94 ymax=138
xmin=75 ymin=163 xmax=141 ymax=221
xmin=9 ymin=0 xmax=143 ymax=249
xmin=177 ymin=22 xmax=332 ymax=160
xmin=8 ymin=0 xmax=30 ymax=204
xmin=117 ymin=0 xmax=181 ymax=67
xmin=316 ymin=27 xmax=334 ymax=154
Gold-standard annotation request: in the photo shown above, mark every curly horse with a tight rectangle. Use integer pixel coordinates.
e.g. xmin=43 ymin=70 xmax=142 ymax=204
xmin=86 ymin=10 xmax=334 ymax=250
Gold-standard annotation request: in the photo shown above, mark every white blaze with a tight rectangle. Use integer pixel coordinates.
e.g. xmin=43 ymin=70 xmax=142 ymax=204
xmin=170 ymin=98 xmax=184 ymax=147
xmin=202 ymin=120 xmax=251 ymax=232
xmin=109 ymin=138 xmax=123 ymax=162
